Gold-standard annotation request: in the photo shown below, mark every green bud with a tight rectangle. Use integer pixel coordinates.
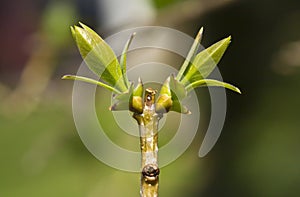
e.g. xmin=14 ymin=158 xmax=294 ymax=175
xmin=156 ymin=94 xmax=172 ymax=113
xmin=129 ymin=78 xmax=144 ymax=114
xmin=156 ymin=77 xmax=172 ymax=113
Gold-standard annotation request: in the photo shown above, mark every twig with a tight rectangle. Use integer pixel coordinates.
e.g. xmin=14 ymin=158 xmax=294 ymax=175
xmin=134 ymin=88 xmax=162 ymax=197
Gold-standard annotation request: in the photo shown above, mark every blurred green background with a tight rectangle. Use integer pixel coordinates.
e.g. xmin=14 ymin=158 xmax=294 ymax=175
xmin=1 ymin=0 xmax=300 ymax=196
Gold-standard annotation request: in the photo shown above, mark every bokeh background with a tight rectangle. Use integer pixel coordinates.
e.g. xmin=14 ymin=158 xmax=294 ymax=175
xmin=1 ymin=0 xmax=300 ymax=196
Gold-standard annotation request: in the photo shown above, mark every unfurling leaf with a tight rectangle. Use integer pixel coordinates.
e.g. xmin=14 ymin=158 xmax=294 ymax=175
xmin=172 ymin=32 xmax=241 ymax=114
xmin=169 ymin=74 xmax=186 ymax=100
xmin=120 ymin=33 xmax=135 ymax=89
xmin=71 ymin=23 xmax=128 ymax=92
xmin=64 ymin=22 xmax=241 ymax=115
xmin=169 ymin=75 xmax=190 ymax=114
xmin=62 ymin=75 xmax=122 ymax=94
xmin=185 ymin=79 xmax=241 ymax=94
xmin=109 ymin=84 xmax=133 ymax=111
xmin=176 ymin=27 xmax=204 ymax=81
xmin=179 ymin=36 xmax=231 ymax=86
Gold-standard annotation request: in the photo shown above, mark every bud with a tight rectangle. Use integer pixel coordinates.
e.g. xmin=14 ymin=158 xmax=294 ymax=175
xmin=156 ymin=77 xmax=172 ymax=113
xmin=156 ymin=94 xmax=172 ymax=113
xmin=129 ymin=78 xmax=144 ymax=114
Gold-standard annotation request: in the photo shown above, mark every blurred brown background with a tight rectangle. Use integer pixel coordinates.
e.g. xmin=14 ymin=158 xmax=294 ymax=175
xmin=1 ymin=0 xmax=300 ymax=196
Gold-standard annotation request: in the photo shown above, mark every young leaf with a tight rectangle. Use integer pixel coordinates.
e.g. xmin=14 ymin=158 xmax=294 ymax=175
xmin=72 ymin=23 xmax=128 ymax=92
xmin=185 ymin=79 xmax=241 ymax=94
xmin=180 ymin=36 xmax=231 ymax=86
xmin=169 ymin=75 xmax=190 ymax=114
xmin=120 ymin=33 xmax=135 ymax=88
xmin=176 ymin=27 xmax=204 ymax=81
xmin=62 ymin=75 xmax=122 ymax=94
xmin=169 ymin=74 xmax=186 ymax=100
xmin=170 ymin=100 xmax=191 ymax=114
xmin=110 ymin=84 xmax=134 ymax=111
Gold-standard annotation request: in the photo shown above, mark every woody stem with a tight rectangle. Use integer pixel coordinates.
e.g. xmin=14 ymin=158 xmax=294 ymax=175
xmin=133 ymin=88 xmax=162 ymax=197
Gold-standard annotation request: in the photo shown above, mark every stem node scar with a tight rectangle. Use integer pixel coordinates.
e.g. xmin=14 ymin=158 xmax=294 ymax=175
xmin=142 ymin=164 xmax=160 ymax=182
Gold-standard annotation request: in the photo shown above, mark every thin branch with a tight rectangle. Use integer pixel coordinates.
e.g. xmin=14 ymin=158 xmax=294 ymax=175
xmin=133 ymin=88 xmax=162 ymax=197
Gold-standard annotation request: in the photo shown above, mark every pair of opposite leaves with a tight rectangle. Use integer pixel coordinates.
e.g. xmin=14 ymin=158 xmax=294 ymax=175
xmin=63 ymin=23 xmax=241 ymax=114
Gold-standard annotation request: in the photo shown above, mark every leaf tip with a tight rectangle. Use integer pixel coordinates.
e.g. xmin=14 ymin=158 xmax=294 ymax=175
xmin=70 ymin=26 xmax=76 ymax=40
xmin=138 ymin=77 xmax=143 ymax=84
xmin=61 ymin=75 xmax=71 ymax=80
xmin=78 ymin=21 xmax=84 ymax=27
xmin=227 ymin=83 xmax=242 ymax=94
xmin=196 ymin=27 xmax=204 ymax=42
xmin=127 ymin=32 xmax=136 ymax=47
xmin=70 ymin=26 xmax=75 ymax=32
xmin=227 ymin=35 xmax=232 ymax=43
xmin=235 ymin=87 xmax=242 ymax=94
xmin=77 ymin=22 xmax=91 ymax=33
xmin=199 ymin=27 xmax=204 ymax=36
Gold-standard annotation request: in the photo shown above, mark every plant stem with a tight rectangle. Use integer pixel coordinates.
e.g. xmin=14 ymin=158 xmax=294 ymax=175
xmin=133 ymin=88 xmax=162 ymax=197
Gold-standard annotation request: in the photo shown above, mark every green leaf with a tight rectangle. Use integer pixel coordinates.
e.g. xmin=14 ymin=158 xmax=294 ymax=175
xmin=169 ymin=75 xmax=190 ymax=114
xmin=180 ymin=36 xmax=231 ymax=86
xmin=185 ymin=79 xmax=241 ymax=94
xmin=176 ymin=27 xmax=203 ymax=81
xmin=169 ymin=74 xmax=187 ymax=100
xmin=72 ymin=22 xmax=128 ymax=92
xmin=62 ymin=75 xmax=122 ymax=94
xmin=170 ymin=100 xmax=191 ymax=114
xmin=70 ymin=26 xmax=76 ymax=40
xmin=110 ymin=84 xmax=134 ymax=111
xmin=120 ymin=33 xmax=135 ymax=88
